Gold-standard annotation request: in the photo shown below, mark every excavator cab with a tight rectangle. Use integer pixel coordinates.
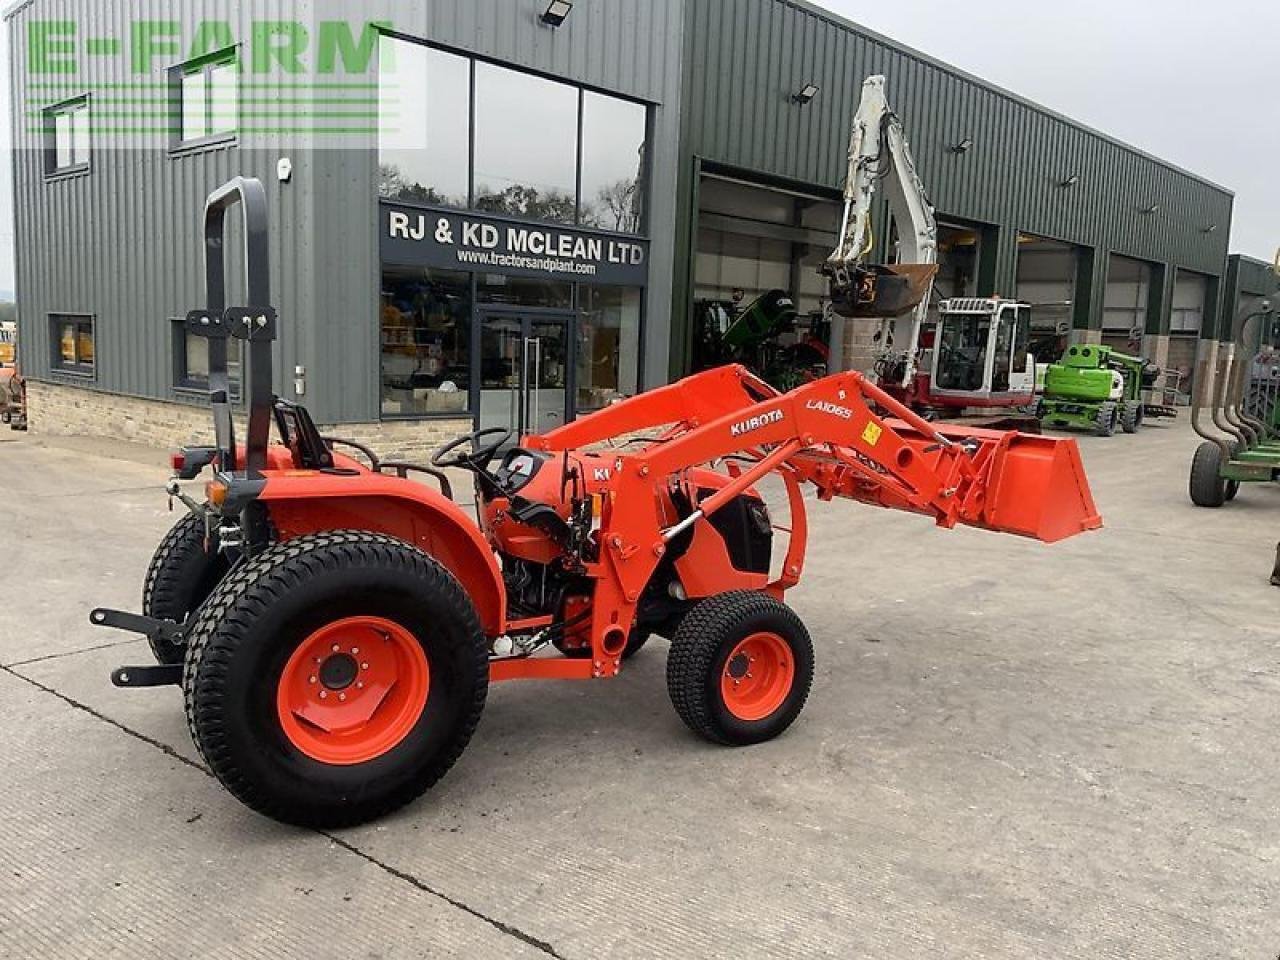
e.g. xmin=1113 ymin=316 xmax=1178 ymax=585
xmin=930 ymin=299 xmax=1035 ymax=401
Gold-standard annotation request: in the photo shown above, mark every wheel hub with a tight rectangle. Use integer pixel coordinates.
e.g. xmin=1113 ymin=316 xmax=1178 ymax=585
xmin=720 ymin=632 xmax=794 ymax=722
xmin=276 ymin=616 xmax=430 ymax=765
xmin=319 ymin=653 xmax=358 ymax=690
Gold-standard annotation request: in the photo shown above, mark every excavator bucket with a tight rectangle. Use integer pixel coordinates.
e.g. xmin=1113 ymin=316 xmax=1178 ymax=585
xmin=829 ymin=263 xmax=938 ymax=319
xmin=952 ymin=427 xmax=1102 ymax=543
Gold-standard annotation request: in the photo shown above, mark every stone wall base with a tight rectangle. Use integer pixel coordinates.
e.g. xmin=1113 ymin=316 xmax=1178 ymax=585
xmin=26 ymin=380 xmax=471 ymax=461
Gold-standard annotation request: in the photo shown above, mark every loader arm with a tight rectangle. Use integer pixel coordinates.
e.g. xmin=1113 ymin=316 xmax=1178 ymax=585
xmin=588 ymin=368 xmax=1100 ymax=645
xmin=530 ymin=365 xmax=780 ymax=451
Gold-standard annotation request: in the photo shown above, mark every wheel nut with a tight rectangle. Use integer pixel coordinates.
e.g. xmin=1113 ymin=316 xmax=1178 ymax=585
xmin=361 ymin=662 xmax=369 ymax=670
xmin=319 ymin=690 xmax=328 ymax=699
xmin=309 ymin=676 xmax=316 ymax=684
xmin=338 ymin=693 xmax=346 ymax=702
xmin=351 ymin=647 xmax=359 ymax=655
xmin=331 ymin=644 xmax=340 ymax=652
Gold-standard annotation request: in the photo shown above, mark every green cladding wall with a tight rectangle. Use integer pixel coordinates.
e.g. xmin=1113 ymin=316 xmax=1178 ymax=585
xmin=672 ymin=0 xmax=1233 ymax=368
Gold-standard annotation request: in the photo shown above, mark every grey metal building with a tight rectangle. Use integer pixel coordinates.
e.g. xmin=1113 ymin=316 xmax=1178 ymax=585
xmin=4 ymin=0 xmax=1248 ymax=450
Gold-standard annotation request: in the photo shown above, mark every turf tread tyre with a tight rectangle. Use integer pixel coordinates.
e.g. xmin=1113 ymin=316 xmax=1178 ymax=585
xmin=1189 ymin=441 xmax=1228 ymax=508
xmin=182 ymin=530 xmax=488 ymax=828
xmin=142 ymin=510 xmax=227 ymax=664
xmin=666 ymin=591 xmax=813 ymax=746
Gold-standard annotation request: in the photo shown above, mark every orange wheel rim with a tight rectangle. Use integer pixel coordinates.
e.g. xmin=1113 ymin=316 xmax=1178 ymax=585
xmin=276 ymin=616 xmax=429 ymax=765
xmin=719 ymin=631 xmax=794 ymax=722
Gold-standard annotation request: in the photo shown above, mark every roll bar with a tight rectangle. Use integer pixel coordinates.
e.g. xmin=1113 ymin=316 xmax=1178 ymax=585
xmin=185 ymin=177 xmax=276 ymax=476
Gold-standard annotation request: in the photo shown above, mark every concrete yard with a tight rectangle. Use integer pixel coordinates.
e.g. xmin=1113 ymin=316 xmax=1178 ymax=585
xmin=1 ymin=420 xmax=1278 ymax=959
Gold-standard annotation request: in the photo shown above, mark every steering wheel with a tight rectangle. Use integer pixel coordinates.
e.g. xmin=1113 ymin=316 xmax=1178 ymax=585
xmin=431 ymin=426 xmax=513 ymax=472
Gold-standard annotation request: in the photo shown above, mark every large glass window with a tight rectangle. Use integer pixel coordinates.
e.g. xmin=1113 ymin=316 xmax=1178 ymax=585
xmin=578 ymin=286 xmax=641 ymax=410
xmin=378 ymin=39 xmax=470 ymax=207
xmin=579 ymin=92 xmax=646 ymax=233
xmin=377 ymin=37 xmax=649 ymax=231
xmin=473 ymin=64 xmax=578 ymax=224
xmin=381 ymin=267 xmax=473 ymax=417
xmin=476 ymin=274 xmax=573 ymax=310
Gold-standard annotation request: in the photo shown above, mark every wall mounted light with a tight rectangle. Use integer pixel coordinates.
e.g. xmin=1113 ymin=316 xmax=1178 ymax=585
xmin=792 ymin=83 xmax=820 ymax=105
xmin=949 ymin=137 xmax=973 ymax=153
xmin=1141 ymin=203 xmax=1161 ymax=215
xmin=1201 ymin=224 xmax=1218 ymax=234
xmin=540 ymin=1 xmax=573 ymax=27
xmin=1058 ymin=174 xmax=1079 ymax=188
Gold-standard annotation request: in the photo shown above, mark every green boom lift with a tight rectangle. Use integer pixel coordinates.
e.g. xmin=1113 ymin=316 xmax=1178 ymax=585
xmin=1037 ymin=344 xmax=1172 ymax=437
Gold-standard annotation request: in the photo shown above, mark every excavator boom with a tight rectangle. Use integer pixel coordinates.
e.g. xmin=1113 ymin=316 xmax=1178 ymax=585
xmin=824 ymin=75 xmax=938 ymax=325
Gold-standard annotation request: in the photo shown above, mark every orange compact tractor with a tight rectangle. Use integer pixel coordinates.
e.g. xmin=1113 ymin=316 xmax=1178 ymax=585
xmin=95 ymin=179 xmax=1101 ymax=828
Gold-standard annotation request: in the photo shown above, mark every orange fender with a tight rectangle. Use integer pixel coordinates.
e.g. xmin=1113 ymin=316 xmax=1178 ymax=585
xmin=257 ymin=473 xmax=506 ymax=636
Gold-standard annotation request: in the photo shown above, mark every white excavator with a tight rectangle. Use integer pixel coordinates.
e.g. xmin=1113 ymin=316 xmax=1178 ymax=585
xmin=822 ymin=75 xmax=1036 ymax=416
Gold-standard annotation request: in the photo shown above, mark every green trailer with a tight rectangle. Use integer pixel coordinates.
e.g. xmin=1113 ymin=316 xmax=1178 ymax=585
xmin=1037 ymin=344 xmax=1169 ymax=437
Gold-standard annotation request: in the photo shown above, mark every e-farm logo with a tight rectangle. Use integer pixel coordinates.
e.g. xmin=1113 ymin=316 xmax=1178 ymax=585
xmin=24 ymin=17 xmax=396 ymax=142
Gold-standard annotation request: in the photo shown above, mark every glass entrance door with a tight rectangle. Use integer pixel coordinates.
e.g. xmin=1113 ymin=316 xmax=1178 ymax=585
xmin=477 ymin=310 xmax=572 ymax=437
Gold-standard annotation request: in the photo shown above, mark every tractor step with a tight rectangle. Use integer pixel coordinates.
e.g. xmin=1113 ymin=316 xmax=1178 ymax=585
xmin=110 ymin=664 xmax=182 ymax=688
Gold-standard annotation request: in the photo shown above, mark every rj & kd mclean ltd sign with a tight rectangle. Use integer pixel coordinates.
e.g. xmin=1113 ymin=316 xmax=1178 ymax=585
xmin=380 ymin=204 xmax=649 ymax=286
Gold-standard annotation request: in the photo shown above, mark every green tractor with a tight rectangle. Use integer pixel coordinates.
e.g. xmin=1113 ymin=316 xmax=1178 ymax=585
xmin=1037 ymin=344 xmax=1168 ymax=437
xmin=692 ymin=289 xmax=830 ymax=390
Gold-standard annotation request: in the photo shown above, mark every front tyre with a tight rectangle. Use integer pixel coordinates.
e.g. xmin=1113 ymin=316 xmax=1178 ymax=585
xmin=183 ymin=531 xmax=488 ymax=829
xmin=666 ymin=591 xmax=814 ymax=746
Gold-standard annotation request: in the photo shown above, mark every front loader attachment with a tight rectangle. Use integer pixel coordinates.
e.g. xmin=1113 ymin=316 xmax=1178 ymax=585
xmin=789 ymin=419 xmax=1100 ymax=544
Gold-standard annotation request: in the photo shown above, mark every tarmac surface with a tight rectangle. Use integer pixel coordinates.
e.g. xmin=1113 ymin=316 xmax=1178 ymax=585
xmin=1 ymin=419 xmax=1278 ymax=959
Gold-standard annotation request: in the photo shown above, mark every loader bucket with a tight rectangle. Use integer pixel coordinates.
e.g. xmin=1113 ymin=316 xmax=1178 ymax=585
xmin=969 ymin=431 xmax=1102 ymax=543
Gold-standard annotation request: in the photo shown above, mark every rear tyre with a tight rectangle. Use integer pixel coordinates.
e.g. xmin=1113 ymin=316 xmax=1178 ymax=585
xmin=666 ymin=591 xmax=814 ymax=746
xmin=1120 ymin=402 xmax=1142 ymax=434
xmin=1094 ymin=401 xmax=1118 ymax=437
xmin=182 ymin=531 xmax=489 ymax=829
xmin=1189 ymin=441 xmax=1228 ymax=508
xmin=142 ymin=510 xmax=228 ymax=664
